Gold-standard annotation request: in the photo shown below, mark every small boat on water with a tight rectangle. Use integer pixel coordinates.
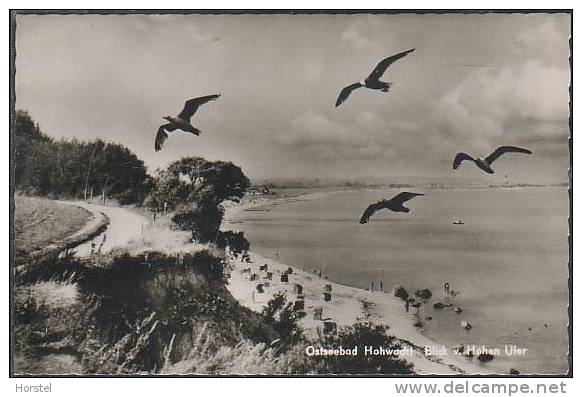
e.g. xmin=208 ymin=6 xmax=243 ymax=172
xmin=453 ymin=220 xmax=464 ymax=225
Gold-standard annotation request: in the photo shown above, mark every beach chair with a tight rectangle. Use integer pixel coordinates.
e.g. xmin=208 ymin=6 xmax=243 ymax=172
xmin=313 ymin=307 xmax=323 ymax=320
xmin=323 ymin=321 xmax=337 ymax=334
xmin=294 ymin=284 xmax=303 ymax=294
xmin=293 ymin=300 xmax=305 ymax=311
xmin=322 ymin=292 xmax=332 ymax=302
xmin=324 ymin=283 xmax=332 ymax=292
xmin=280 ymin=274 xmax=289 ymax=283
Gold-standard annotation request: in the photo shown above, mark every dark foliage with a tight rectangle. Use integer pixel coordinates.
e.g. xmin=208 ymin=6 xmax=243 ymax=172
xmin=14 ymin=110 xmax=150 ymax=204
xmin=147 ymin=156 xmax=250 ymax=242
xmin=216 ymin=231 xmax=250 ymax=255
xmin=171 ymin=204 xmax=224 ymax=243
xmin=146 ymin=157 xmax=250 ymax=211
xmin=314 ymin=323 xmax=414 ymax=374
xmin=19 ymin=250 xmax=281 ymax=373
xmin=14 ymin=110 xmax=52 ymax=186
xmin=261 ymin=292 xmax=304 ymax=349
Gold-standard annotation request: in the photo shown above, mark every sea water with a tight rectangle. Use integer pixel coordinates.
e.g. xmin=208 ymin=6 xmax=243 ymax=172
xmin=227 ymin=187 xmax=569 ymax=374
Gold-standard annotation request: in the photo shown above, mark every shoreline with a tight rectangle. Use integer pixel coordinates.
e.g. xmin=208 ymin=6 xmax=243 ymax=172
xmin=222 ymin=190 xmax=517 ymax=375
xmin=225 ymin=246 xmax=501 ymax=375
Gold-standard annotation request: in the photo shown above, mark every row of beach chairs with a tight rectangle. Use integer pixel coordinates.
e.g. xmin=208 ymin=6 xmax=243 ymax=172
xmin=241 ymin=257 xmax=337 ymax=334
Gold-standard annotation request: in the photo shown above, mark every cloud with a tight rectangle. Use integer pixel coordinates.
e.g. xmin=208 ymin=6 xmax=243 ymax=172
xmin=277 ymin=110 xmax=427 ymax=163
xmin=135 ymin=15 xmax=220 ymax=44
xmin=339 ymin=16 xmax=389 ymax=51
xmin=515 ymin=19 xmax=569 ymax=58
xmin=432 ymin=60 xmax=570 ymax=154
xmin=278 ymin=111 xmax=367 ymax=150
xmin=341 ymin=28 xmax=376 ymax=50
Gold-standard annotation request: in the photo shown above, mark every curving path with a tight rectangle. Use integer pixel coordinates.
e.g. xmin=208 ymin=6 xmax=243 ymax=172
xmin=61 ymin=201 xmax=151 ymax=257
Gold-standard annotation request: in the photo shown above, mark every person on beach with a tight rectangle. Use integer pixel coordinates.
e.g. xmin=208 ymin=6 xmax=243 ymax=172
xmin=449 ymin=290 xmax=459 ymax=304
xmin=444 ymin=282 xmax=450 ymax=294
xmin=405 ymin=300 xmax=410 ymax=313
xmin=318 ymin=269 xmax=322 ymax=278
xmin=379 ymin=280 xmax=383 ymax=292
xmin=370 ymin=281 xmax=374 ymax=293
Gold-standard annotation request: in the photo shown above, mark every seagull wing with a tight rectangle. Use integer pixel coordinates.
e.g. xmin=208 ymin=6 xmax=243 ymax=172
xmin=484 ymin=146 xmax=532 ymax=165
xmin=178 ymin=94 xmax=221 ymax=121
xmin=335 ymin=82 xmax=364 ymax=107
xmin=359 ymin=202 xmax=382 ymax=224
xmin=366 ymin=48 xmax=415 ymax=82
xmin=154 ymin=123 xmax=177 ymax=152
xmin=453 ymin=152 xmax=475 ymax=169
xmin=388 ymin=192 xmax=425 ymax=206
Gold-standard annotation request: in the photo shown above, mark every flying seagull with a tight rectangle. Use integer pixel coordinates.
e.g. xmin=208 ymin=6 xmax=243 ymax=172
xmin=155 ymin=94 xmax=221 ymax=151
xmin=335 ymin=48 xmax=415 ymax=107
xmin=359 ymin=192 xmax=425 ymax=224
xmin=453 ymin=146 xmax=532 ymax=174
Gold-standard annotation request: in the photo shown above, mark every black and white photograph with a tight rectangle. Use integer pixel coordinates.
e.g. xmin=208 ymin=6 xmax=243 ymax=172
xmin=10 ymin=9 xmax=572 ymax=377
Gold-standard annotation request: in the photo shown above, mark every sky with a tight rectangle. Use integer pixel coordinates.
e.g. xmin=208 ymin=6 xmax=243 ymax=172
xmin=15 ymin=13 xmax=571 ymax=183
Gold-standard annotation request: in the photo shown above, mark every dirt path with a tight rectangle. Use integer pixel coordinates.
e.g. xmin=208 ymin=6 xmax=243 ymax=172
xmin=61 ymin=201 xmax=151 ymax=256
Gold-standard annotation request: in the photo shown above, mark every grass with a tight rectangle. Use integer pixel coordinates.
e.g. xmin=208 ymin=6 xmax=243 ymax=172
xmin=12 ymin=196 xmax=415 ymax=375
xmin=15 ymin=195 xmax=91 ymax=262
xmin=14 ymin=250 xmax=281 ymax=375
xmin=14 ymin=247 xmax=415 ymax=375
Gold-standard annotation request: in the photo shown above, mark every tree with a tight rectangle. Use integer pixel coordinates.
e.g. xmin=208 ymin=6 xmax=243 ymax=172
xmin=13 ymin=110 xmax=150 ymax=204
xmin=162 ymin=157 xmax=250 ymax=207
xmin=14 ymin=110 xmax=52 ymax=186
xmin=217 ymin=231 xmax=250 ymax=255
xmin=146 ymin=157 xmax=250 ymax=242
xmin=172 ymin=203 xmax=224 ymax=243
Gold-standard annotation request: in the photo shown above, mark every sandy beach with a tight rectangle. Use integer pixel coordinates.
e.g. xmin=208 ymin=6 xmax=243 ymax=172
xmin=223 ymin=193 xmax=517 ymax=375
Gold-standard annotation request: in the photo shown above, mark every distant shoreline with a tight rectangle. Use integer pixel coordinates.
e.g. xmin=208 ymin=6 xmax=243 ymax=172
xmin=224 ymin=183 xmax=567 ymax=220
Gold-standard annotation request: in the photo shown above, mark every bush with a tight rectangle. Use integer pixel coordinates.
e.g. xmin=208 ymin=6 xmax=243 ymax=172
xmin=116 ymin=189 xmax=143 ymax=206
xmin=314 ymin=323 xmax=414 ymax=374
xmin=261 ymin=293 xmax=304 ymax=349
xmin=217 ymin=231 xmax=250 ymax=255
xmin=17 ymin=250 xmax=289 ymax=374
xmin=171 ymin=204 xmax=224 ymax=243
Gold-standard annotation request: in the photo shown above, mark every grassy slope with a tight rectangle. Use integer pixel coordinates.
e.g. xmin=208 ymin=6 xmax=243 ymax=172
xmin=15 ymin=196 xmax=91 ymax=261
xmin=13 ymin=200 xmax=413 ymax=375
xmin=14 ymin=251 xmax=280 ymax=375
